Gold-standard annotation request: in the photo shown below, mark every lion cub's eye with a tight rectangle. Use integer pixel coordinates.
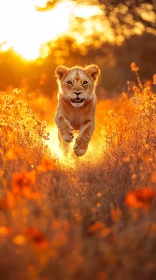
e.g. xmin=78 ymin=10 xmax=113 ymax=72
xmin=83 ymin=81 xmax=88 ymax=85
xmin=67 ymin=81 xmax=72 ymax=85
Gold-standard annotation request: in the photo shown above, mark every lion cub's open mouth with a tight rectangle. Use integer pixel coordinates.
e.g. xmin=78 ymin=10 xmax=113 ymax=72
xmin=71 ymin=98 xmax=85 ymax=104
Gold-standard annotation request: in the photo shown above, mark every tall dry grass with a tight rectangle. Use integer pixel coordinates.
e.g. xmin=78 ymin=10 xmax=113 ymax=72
xmin=0 ymin=65 xmax=156 ymax=280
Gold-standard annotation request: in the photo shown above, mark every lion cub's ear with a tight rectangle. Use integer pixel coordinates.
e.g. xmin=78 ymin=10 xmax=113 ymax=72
xmin=84 ymin=64 xmax=100 ymax=83
xmin=55 ymin=66 xmax=69 ymax=80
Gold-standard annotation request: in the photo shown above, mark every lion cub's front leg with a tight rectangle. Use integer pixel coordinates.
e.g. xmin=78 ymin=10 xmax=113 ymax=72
xmin=74 ymin=121 xmax=94 ymax=156
xmin=56 ymin=115 xmax=74 ymax=143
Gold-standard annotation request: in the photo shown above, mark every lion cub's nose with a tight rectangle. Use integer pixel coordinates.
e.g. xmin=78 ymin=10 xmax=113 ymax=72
xmin=74 ymin=92 xmax=82 ymax=97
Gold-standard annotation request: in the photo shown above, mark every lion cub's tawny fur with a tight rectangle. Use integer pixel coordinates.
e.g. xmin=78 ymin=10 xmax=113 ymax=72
xmin=55 ymin=64 xmax=100 ymax=156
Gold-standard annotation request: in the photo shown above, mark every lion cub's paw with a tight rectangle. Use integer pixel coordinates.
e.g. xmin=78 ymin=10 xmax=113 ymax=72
xmin=60 ymin=124 xmax=74 ymax=143
xmin=73 ymin=138 xmax=88 ymax=157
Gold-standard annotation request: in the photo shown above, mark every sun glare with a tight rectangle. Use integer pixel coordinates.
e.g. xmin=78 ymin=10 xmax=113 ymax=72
xmin=0 ymin=0 xmax=70 ymax=60
xmin=0 ymin=0 xmax=103 ymax=61
xmin=47 ymin=125 xmax=105 ymax=168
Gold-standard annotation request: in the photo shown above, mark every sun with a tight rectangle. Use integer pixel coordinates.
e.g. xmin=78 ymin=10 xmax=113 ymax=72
xmin=0 ymin=0 xmax=71 ymax=60
xmin=0 ymin=0 xmax=103 ymax=61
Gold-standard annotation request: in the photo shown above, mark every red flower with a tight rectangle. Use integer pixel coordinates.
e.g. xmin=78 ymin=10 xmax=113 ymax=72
xmin=24 ymin=228 xmax=48 ymax=249
xmin=12 ymin=171 xmax=36 ymax=197
xmin=125 ymin=187 xmax=155 ymax=208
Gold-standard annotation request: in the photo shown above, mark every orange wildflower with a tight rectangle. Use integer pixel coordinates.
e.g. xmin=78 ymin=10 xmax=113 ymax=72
xmin=131 ymin=62 xmax=143 ymax=89
xmin=0 ymin=226 xmax=13 ymax=236
xmin=11 ymin=171 xmax=36 ymax=197
xmin=13 ymin=234 xmax=27 ymax=245
xmin=87 ymin=221 xmax=104 ymax=234
xmin=125 ymin=187 xmax=155 ymax=209
xmin=97 ymin=192 xmax=102 ymax=197
xmin=131 ymin=62 xmax=139 ymax=72
xmin=24 ymin=228 xmax=48 ymax=249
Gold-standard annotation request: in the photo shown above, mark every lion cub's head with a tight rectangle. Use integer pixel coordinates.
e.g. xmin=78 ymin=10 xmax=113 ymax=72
xmin=56 ymin=64 xmax=100 ymax=107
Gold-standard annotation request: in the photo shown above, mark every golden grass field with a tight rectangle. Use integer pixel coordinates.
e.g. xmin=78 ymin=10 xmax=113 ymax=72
xmin=0 ymin=65 xmax=156 ymax=280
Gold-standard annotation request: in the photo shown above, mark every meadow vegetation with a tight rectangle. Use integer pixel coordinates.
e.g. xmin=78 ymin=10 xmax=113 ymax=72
xmin=0 ymin=64 xmax=156 ymax=280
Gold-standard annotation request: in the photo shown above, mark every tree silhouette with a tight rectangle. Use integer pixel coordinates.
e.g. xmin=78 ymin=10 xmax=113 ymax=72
xmin=37 ymin=0 xmax=156 ymax=41
xmin=98 ymin=0 xmax=156 ymax=37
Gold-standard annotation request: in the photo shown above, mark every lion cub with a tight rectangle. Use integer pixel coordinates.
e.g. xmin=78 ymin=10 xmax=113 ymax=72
xmin=55 ymin=64 xmax=100 ymax=156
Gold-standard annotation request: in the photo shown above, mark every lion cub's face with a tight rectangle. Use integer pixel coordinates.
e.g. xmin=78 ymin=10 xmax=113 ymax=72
xmin=56 ymin=65 xmax=100 ymax=107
